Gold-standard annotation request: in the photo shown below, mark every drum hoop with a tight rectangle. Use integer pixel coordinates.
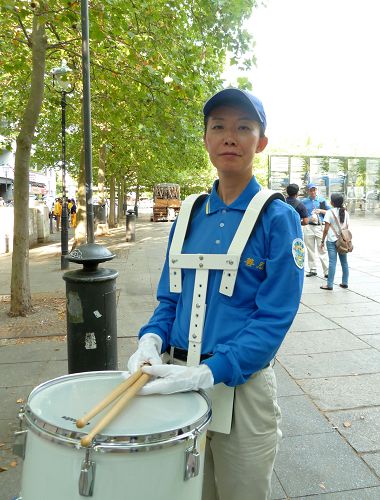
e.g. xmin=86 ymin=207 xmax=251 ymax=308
xmin=24 ymin=372 xmax=212 ymax=453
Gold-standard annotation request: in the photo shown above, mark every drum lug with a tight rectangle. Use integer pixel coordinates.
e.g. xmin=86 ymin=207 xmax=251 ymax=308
xmin=13 ymin=430 xmax=28 ymax=460
xmin=79 ymin=448 xmax=96 ymax=497
xmin=184 ymin=430 xmax=200 ymax=481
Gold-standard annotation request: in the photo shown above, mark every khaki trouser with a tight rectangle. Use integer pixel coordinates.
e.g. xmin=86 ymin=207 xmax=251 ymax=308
xmin=303 ymin=224 xmax=328 ymax=274
xmin=202 ymin=366 xmax=282 ymax=500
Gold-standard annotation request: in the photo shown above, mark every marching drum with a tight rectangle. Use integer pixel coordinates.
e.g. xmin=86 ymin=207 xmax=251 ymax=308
xmin=15 ymin=371 xmax=211 ymax=500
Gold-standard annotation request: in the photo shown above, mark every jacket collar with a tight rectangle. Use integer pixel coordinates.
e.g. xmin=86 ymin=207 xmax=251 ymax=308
xmin=206 ymin=177 xmax=262 ymax=214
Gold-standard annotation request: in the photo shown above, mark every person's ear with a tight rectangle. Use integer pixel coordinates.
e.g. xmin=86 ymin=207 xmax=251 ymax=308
xmin=203 ymin=134 xmax=210 ymax=152
xmin=256 ymin=135 xmax=268 ymax=153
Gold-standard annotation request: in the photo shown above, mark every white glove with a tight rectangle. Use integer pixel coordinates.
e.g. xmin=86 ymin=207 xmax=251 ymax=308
xmin=127 ymin=333 xmax=163 ymax=373
xmin=139 ymin=364 xmax=214 ymax=395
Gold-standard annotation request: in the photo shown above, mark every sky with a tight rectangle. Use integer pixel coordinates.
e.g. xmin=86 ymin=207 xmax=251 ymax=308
xmin=224 ymin=0 xmax=380 ymax=156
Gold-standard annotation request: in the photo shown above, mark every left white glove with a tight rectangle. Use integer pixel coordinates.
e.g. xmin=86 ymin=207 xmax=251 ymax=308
xmin=139 ymin=364 xmax=214 ymax=395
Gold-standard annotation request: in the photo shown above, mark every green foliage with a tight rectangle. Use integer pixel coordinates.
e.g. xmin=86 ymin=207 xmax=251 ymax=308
xmin=0 ymin=0 xmax=258 ymax=194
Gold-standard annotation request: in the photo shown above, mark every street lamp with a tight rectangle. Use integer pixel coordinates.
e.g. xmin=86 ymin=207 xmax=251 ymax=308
xmin=52 ymin=60 xmax=74 ymax=270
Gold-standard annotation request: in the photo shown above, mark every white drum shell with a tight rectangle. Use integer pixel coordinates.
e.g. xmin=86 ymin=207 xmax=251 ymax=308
xmin=19 ymin=371 xmax=210 ymax=500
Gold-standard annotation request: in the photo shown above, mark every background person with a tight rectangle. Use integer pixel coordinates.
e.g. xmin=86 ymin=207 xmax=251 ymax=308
xmin=54 ymin=198 xmax=62 ymax=231
xmin=301 ymin=183 xmax=330 ymax=277
xmin=286 ymin=183 xmax=309 ymax=225
xmin=127 ymin=88 xmax=304 ymax=500
xmin=320 ymin=193 xmax=350 ymax=290
xmin=70 ymin=199 xmax=77 ymax=228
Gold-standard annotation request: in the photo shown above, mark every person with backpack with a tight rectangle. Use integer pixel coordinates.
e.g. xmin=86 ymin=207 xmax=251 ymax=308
xmin=127 ymin=88 xmax=304 ymax=500
xmin=286 ymin=183 xmax=309 ymax=225
xmin=320 ymin=193 xmax=350 ymax=290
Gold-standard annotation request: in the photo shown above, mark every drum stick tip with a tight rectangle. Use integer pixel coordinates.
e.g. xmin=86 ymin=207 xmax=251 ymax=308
xmin=81 ymin=436 xmax=92 ymax=447
xmin=76 ymin=418 xmax=86 ymax=428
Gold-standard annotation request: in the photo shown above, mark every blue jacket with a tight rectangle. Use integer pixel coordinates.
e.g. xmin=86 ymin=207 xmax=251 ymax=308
xmin=301 ymin=195 xmax=331 ymax=221
xmin=140 ymin=177 xmax=304 ymax=386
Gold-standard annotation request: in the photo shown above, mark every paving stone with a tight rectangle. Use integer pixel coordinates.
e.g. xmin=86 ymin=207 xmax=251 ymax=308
xmin=358 ymin=334 xmax=380 ymax=350
xmin=301 ymin=292 xmax=369 ymax=306
xmin=348 ymin=283 xmax=380 ymax=296
xmin=275 ymin=433 xmax=380 ymax=497
xmin=117 ymin=309 xmax=154 ymax=337
xmin=0 ymin=362 xmax=46 ymax=388
xmin=271 ymin=471 xmax=287 ymax=499
xmin=0 ymin=448 xmax=22 ymax=500
xmin=330 ymin=315 xmax=380 ymax=335
xmin=278 ymin=349 xmax=380 ymax=379
xmin=274 ymin=362 xmax=303 ymax=397
xmin=279 ymin=329 xmax=367 ymax=355
xmin=361 ymin=453 xmax=380 ymax=477
xmin=118 ymin=293 xmax=157 ymax=312
xmin=301 ymin=283 xmax=347 ymax=295
xmin=295 ymin=486 xmax=380 ymax=499
xmin=117 ymin=337 xmax=138 ymax=368
xmin=39 ymin=359 xmax=67 ymax=382
xmin=298 ymin=373 xmax=380 ymax=411
xmin=289 ymin=313 xmax=339 ymax=332
xmin=325 ymin=407 xmax=380 ymax=453
xmin=297 ymin=303 xmax=314 ymax=314
xmin=312 ymin=302 xmax=380 ymax=318
xmin=278 ymin=395 xmax=333 ymax=437
xmin=0 ymin=340 xmax=66 ymax=364
xmin=0 ymin=386 xmax=33 ymax=420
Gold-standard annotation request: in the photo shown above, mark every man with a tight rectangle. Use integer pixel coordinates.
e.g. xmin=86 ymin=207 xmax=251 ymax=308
xmin=286 ymin=183 xmax=309 ymax=225
xmin=54 ymin=198 xmax=62 ymax=231
xmin=301 ymin=183 xmax=330 ymax=277
xmin=127 ymin=88 xmax=304 ymax=500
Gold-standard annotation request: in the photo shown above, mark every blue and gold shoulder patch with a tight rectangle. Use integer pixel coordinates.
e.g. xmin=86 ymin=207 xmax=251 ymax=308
xmin=292 ymin=238 xmax=305 ymax=269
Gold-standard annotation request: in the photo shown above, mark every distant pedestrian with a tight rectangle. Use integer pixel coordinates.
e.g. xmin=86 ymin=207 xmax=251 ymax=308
xmin=70 ymin=199 xmax=77 ymax=228
xmin=301 ymin=183 xmax=330 ymax=277
xmin=286 ymin=184 xmax=309 ymax=225
xmin=320 ymin=193 xmax=350 ymax=290
xmin=54 ymin=198 xmax=62 ymax=231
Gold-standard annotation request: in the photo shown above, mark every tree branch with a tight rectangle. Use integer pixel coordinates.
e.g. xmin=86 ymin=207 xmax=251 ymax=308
xmin=16 ymin=12 xmax=32 ymax=47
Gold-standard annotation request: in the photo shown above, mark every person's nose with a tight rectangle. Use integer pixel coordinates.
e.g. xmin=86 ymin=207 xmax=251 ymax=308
xmin=223 ymin=130 xmax=238 ymax=146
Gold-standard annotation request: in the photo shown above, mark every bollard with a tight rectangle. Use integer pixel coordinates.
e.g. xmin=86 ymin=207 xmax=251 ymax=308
xmin=63 ymin=243 xmax=118 ymax=374
xmin=126 ymin=210 xmax=136 ymax=242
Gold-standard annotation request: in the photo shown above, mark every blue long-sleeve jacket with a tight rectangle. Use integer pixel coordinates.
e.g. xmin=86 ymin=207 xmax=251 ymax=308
xmin=139 ymin=177 xmax=304 ymax=387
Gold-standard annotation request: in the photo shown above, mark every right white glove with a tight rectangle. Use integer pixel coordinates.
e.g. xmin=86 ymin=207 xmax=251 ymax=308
xmin=127 ymin=333 xmax=163 ymax=373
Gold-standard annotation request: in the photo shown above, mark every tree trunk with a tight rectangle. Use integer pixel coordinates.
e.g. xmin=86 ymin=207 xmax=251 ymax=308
xmin=109 ymin=176 xmax=116 ymax=228
xmin=10 ymin=12 xmax=47 ymax=316
xmin=117 ymin=180 xmax=123 ymax=221
xmin=95 ymin=143 xmax=108 ymax=235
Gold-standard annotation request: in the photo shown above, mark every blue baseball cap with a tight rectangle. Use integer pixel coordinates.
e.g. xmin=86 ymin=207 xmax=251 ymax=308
xmin=307 ymin=183 xmax=317 ymax=189
xmin=203 ymin=88 xmax=267 ymax=133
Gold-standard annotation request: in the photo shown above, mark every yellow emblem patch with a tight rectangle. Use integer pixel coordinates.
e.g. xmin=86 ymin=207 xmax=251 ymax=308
xmin=245 ymin=257 xmax=255 ymax=267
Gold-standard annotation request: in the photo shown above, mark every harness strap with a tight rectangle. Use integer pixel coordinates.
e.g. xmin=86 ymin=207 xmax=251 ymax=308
xmin=168 ymin=189 xmax=284 ymax=365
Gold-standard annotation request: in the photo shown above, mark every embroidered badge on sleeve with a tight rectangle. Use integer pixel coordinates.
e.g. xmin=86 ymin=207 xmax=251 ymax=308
xmin=292 ymin=238 xmax=305 ymax=269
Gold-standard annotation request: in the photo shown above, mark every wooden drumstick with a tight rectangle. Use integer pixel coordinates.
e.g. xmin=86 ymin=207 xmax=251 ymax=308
xmin=80 ymin=372 xmax=150 ymax=448
xmin=76 ymin=369 xmax=144 ymax=429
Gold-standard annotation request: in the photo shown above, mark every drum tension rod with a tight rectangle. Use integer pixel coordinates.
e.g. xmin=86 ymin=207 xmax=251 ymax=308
xmin=79 ymin=447 xmax=96 ymax=497
xmin=184 ymin=429 xmax=200 ymax=481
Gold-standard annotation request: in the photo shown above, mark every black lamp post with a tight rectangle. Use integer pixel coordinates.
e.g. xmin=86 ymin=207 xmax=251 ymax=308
xmin=52 ymin=60 xmax=74 ymax=270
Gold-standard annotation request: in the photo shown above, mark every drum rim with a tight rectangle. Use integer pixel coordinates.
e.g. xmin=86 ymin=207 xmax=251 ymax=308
xmin=23 ymin=371 xmax=212 ymax=453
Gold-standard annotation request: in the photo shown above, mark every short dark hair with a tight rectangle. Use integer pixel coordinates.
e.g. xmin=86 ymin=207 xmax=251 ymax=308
xmin=286 ymin=183 xmax=299 ymax=196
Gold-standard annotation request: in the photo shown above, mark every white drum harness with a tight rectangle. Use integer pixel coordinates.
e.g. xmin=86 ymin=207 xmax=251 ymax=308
xmin=169 ymin=189 xmax=284 ymax=367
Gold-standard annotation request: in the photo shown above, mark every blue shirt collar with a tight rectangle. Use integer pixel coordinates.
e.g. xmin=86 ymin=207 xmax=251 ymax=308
xmin=206 ymin=177 xmax=262 ymax=214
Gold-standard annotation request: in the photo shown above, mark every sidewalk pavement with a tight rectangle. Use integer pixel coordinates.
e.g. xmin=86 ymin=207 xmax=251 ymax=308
xmin=0 ymin=213 xmax=379 ymax=499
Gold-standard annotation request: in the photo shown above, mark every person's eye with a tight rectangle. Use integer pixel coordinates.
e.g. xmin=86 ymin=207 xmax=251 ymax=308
xmin=239 ymin=125 xmax=251 ymax=131
xmin=211 ymin=124 xmax=223 ymax=130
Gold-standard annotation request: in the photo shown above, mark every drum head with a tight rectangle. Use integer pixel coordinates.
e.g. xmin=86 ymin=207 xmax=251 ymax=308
xmin=26 ymin=371 xmax=209 ymax=442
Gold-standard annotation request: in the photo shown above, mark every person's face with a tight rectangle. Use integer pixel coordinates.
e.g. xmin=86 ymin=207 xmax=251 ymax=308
xmin=309 ymin=187 xmax=317 ymax=199
xmin=203 ymin=105 xmax=268 ymax=179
